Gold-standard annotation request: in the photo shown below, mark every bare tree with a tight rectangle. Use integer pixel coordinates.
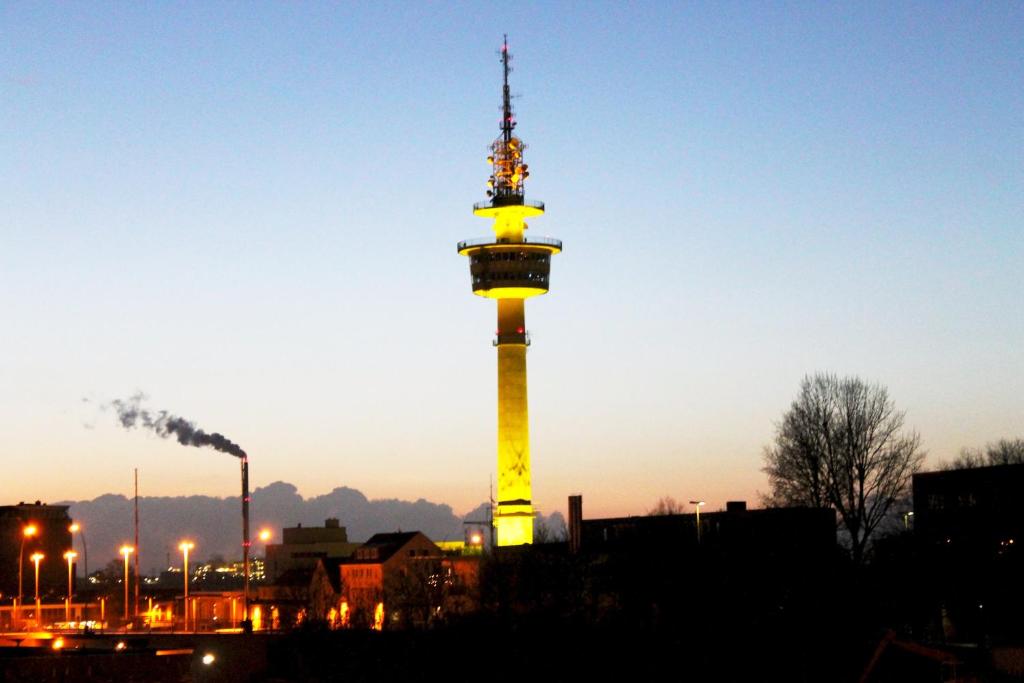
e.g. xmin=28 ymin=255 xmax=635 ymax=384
xmin=943 ymin=447 xmax=987 ymax=470
xmin=763 ymin=373 xmax=925 ymax=564
xmin=647 ymin=496 xmax=686 ymax=516
xmin=941 ymin=438 xmax=1024 ymax=469
xmin=987 ymin=438 xmax=1024 ymax=465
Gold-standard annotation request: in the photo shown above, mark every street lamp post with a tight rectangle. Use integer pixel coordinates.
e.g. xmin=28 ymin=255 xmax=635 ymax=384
xmin=689 ymin=500 xmax=706 ymax=545
xmin=69 ymin=523 xmax=88 ymax=582
xmin=63 ymin=550 xmax=77 ymax=623
xmin=17 ymin=524 xmax=38 ymax=622
xmin=119 ymin=546 xmax=134 ymax=624
xmin=903 ymin=511 xmax=915 ymax=530
xmin=179 ymin=541 xmax=194 ymax=632
xmin=30 ymin=552 xmax=44 ymax=626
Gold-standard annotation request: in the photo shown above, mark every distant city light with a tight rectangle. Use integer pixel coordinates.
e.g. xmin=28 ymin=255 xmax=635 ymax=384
xmin=202 ymin=653 xmax=216 ymax=665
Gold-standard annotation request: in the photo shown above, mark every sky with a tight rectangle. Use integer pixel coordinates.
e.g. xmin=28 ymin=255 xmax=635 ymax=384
xmin=2 ymin=2 xmax=1021 ymax=521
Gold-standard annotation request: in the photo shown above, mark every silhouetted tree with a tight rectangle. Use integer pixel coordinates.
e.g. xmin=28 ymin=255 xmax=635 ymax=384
xmin=941 ymin=438 xmax=1024 ymax=469
xmin=647 ymin=496 xmax=686 ymax=516
xmin=763 ymin=373 xmax=925 ymax=564
xmin=384 ymin=558 xmax=448 ymax=629
xmin=534 ymin=513 xmax=567 ymax=542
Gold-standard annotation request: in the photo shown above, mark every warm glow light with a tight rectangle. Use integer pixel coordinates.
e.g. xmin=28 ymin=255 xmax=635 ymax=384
xmin=477 ymin=286 xmax=549 ymax=300
xmin=30 ymin=552 xmax=44 ymax=563
xmin=120 ymin=545 xmax=134 ymax=557
xmin=69 ymin=523 xmax=80 ymax=533
xmin=373 ymin=602 xmax=384 ymax=631
xmin=178 ymin=541 xmax=195 ymax=552
xmin=24 ymin=524 xmax=38 ymax=538
xmin=115 ymin=641 xmax=126 ymax=651
xmin=52 ymin=637 xmax=64 ymax=650
xmin=202 ymin=653 xmax=216 ymax=665
xmin=258 ymin=529 xmax=272 ymax=542
xmin=470 ymin=533 xmax=483 ymax=545
xmin=64 ymin=550 xmax=77 ymax=561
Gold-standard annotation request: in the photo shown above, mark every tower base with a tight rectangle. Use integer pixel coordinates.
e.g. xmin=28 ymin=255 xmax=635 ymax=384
xmin=495 ymin=504 xmax=534 ymax=546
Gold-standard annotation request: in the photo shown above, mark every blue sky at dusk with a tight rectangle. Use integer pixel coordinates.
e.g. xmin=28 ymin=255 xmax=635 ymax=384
xmin=2 ymin=2 xmax=1021 ymax=519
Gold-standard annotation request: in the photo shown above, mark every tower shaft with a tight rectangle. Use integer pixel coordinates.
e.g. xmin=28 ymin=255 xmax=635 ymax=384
xmin=496 ymin=299 xmax=532 ymax=545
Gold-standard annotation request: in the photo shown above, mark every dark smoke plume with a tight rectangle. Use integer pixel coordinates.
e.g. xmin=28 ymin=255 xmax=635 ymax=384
xmin=111 ymin=394 xmax=246 ymax=458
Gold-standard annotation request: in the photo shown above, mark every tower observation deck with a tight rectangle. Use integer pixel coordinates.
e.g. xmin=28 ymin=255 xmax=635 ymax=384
xmin=458 ymin=37 xmax=561 ymax=546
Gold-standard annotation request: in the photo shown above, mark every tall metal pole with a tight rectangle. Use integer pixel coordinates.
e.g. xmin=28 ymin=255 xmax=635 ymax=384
xmin=17 ymin=524 xmax=37 ymax=623
xmin=181 ymin=544 xmax=190 ymax=632
xmin=123 ymin=551 xmax=130 ymax=622
xmin=64 ymin=551 xmax=76 ymax=623
xmin=70 ymin=524 xmax=89 ymax=623
xmin=31 ymin=553 xmax=43 ymax=626
xmin=17 ymin=536 xmax=25 ymax=622
xmin=241 ymin=455 xmax=252 ymax=632
xmin=133 ymin=469 xmax=140 ymax=619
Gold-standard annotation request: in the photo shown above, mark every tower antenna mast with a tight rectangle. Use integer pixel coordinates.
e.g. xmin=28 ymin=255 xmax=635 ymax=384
xmin=501 ymin=34 xmax=514 ymax=145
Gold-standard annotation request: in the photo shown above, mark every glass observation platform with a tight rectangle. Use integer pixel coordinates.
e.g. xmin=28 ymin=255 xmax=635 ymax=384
xmin=457 ymin=236 xmax=562 ymax=298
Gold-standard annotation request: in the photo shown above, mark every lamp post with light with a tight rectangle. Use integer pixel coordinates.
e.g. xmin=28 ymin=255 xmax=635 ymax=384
xmin=903 ymin=511 xmax=915 ymax=530
xmin=689 ymin=500 xmax=706 ymax=545
xmin=63 ymin=550 xmax=77 ymax=623
xmin=17 ymin=524 xmax=38 ymax=622
xmin=119 ymin=546 xmax=134 ymax=624
xmin=30 ymin=552 xmax=44 ymax=625
xmin=179 ymin=541 xmax=194 ymax=632
xmin=257 ymin=528 xmax=272 ymax=584
xmin=69 ymin=523 xmax=88 ymax=581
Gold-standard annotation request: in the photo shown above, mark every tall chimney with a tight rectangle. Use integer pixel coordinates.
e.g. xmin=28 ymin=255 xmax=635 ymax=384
xmin=568 ymin=495 xmax=583 ymax=554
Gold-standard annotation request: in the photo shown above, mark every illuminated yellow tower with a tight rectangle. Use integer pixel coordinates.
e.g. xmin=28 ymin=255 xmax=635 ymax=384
xmin=458 ymin=37 xmax=561 ymax=546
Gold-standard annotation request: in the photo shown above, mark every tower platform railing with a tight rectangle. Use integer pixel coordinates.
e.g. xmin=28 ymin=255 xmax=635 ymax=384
xmin=457 ymin=235 xmax=562 ymax=252
xmin=473 ymin=199 xmax=545 ymax=212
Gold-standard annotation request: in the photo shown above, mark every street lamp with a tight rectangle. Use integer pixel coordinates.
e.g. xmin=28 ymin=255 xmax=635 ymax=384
xmin=689 ymin=501 xmax=706 ymax=544
xmin=30 ymin=552 xmax=44 ymax=625
xmin=255 ymin=528 xmax=273 ymax=598
xmin=903 ymin=511 xmax=915 ymax=530
xmin=69 ymin=523 xmax=88 ymax=582
xmin=179 ymin=541 xmax=194 ymax=632
xmin=18 ymin=524 xmax=38 ymax=621
xmin=63 ymin=550 xmax=77 ymax=623
xmin=119 ymin=546 xmax=134 ymax=624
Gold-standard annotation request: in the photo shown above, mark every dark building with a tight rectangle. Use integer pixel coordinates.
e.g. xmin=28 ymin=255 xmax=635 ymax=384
xmin=913 ymin=463 xmax=1023 ymax=554
xmin=576 ymin=500 xmax=837 ymax=561
xmin=912 ymin=464 xmax=1024 ymax=641
xmin=264 ymin=518 xmax=358 ymax=583
xmin=0 ymin=503 xmax=74 ymax=601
